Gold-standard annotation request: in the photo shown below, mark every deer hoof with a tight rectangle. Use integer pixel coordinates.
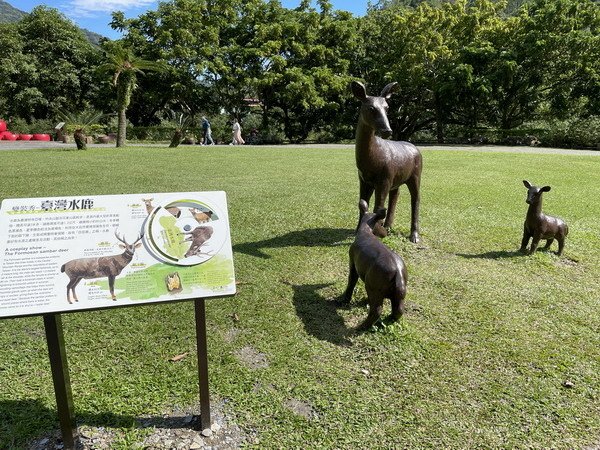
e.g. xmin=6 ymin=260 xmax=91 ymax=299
xmin=409 ymin=232 xmax=420 ymax=243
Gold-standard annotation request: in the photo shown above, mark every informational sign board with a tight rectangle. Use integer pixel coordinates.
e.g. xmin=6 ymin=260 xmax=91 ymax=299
xmin=0 ymin=192 xmax=236 ymax=319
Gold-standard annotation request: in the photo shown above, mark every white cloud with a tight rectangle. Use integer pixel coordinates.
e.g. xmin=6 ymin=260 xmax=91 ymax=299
xmin=67 ymin=0 xmax=157 ymax=17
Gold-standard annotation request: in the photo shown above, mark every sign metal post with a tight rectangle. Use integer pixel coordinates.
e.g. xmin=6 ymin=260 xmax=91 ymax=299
xmin=43 ymin=313 xmax=78 ymax=449
xmin=195 ymin=298 xmax=211 ymax=431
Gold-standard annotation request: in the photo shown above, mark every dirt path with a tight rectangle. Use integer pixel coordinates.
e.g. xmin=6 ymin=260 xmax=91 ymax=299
xmin=1 ymin=141 xmax=598 ymax=156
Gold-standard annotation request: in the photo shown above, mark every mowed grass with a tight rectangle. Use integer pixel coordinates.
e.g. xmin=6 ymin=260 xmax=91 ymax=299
xmin=0 ymin=145 xmax=599 ymax=449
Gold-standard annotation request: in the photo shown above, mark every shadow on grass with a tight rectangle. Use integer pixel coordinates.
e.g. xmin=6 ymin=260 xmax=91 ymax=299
xmin=234 ymin=227 xmax=354 ymax=259
xmin=0 ymin=398 xmax=206 ymax=449
xmin=286 ymin=282 xmax=352 ymax=347
xmin=456 ymin=250 xmax=523 ymax=259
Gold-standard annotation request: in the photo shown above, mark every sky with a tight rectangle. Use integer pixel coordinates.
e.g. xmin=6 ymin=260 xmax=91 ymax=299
xmin=8 ymin=0 xmax=368 ymax=39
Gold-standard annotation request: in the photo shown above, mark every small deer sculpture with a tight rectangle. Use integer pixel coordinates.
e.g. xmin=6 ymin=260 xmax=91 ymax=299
xmin=342 ymin=200 xmax=408 ymax=329
xmin=351 ymin=80 xmax=422 ymax=241
xmin=61 ymin=231 xmax=143 ymax=303
xmin=142 ymin=198 xmax=181 ymax=218
xmin=180 ymin=226 xmax=214 ymax=258
xmin=520 ymin=180 xmax=568 ymax=255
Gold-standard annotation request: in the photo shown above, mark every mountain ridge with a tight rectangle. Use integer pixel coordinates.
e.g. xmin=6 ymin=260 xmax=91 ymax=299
xmin=0 ymin=0 xmax=105 ymax=45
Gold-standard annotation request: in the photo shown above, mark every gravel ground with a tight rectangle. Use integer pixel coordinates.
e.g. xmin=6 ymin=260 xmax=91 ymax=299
xmin=27 ymin=400 xmax=256 ymax=450
xmin=0 ymin=141 xmax=599 ymax=155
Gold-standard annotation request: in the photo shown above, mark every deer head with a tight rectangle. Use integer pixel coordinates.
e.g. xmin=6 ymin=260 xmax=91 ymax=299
xmin=523 ymin=180 xmax=551 ymax=205
xmin=358 ymin=199 xmax=387 ymax=231
xmin=351 ymin=81 xmax=398 ymax=138
xmin=114 ymin=230 xmax=143 ymax=254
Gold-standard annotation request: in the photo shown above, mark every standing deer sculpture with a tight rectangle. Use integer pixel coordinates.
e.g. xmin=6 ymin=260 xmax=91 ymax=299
xmin=520 ymin=180 xmax=568 ymax=255
xmin=351 ymin=81 xmax=422 ymax=242
xmin=61 ymin=231 xmax=143 ymax=303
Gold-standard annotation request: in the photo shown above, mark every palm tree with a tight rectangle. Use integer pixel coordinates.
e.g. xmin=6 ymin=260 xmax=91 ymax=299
xmin=98 ymin=43 xmax=164 ymax=147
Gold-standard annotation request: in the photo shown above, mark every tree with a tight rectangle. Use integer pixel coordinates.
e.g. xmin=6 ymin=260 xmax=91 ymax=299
xmin=0 ymin=7 xmax=100 ymax=121
xmin=97 ymin=41 xmax=165 ymax=147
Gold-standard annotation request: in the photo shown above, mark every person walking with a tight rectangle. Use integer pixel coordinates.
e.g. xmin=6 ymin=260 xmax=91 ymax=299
xmin=201 ymin=116 xmax=215 ymax=145
xmin=231 ymin=119 xmax=245 ymax=145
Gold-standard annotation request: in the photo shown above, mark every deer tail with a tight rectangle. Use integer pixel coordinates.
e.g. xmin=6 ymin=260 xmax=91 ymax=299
xmin=60 ymin=264 xmax=66 ymax=273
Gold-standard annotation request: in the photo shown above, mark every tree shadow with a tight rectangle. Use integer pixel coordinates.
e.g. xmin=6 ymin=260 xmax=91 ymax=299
xmin=456 ymin=250 xmax=523 ymax=260
xmin=234 ymin=227 xmax=354 ymax=259
xmin=286 ymin=282 xmax=353 ymax=347
xmin=0 ymin=398 xmax=207 ymax=449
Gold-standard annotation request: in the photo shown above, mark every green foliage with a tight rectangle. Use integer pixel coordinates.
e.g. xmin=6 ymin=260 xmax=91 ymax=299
xmin=0 ymin=7 xmax=101 ymax=121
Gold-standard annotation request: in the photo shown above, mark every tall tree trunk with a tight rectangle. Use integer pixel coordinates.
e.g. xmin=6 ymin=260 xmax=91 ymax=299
xmin=117 ymin=108 xmax=127 ymax=148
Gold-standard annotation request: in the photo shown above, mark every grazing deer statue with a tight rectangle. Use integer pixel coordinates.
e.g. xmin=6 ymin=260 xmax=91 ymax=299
xmin=342 ymin=200 xmax=408 ymax=329
xmin=142 ymin=198 xmax=181 ymax=218
xmin=61 ymin=231 xmax=143 ymax=303
xmin=520 ymin=180 xmax=568 ymax=255
xmin=351 ymin=81 xmax=422 ymax=242
xmin=180 ymin=226 xmax=214 ymax=258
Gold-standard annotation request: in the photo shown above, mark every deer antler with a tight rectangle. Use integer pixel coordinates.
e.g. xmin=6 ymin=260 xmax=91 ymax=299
xmin=114 ymin=230 xmax=143 ymax=245
xmin=114 ymin=229 xmax=128 ymax=245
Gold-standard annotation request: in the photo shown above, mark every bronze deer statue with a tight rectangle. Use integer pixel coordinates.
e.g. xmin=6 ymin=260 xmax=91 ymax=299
xmin=342 ymin=200 xmax=408 ymax=329
xmin=61 ymin=231 xmax=143 ymax=303
xmin=520 ymin=180 xmax=568 ymax=255
xmin=351 ymin=81 xmax=422 ymax=242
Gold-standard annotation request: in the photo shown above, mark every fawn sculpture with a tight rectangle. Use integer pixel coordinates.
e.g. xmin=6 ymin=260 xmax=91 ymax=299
xmin=61 ymin=231 xmax=143 ymax=303
xmin=342 ymin=200 xmax=408 ymax=329
xmin=351 ymin=81 xmax=422 ymax=241
xmin=520 ymin=180 xmax=568 ymax=255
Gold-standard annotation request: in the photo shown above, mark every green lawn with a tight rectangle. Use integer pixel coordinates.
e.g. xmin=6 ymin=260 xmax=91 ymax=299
xmin=0 ymin=145 xmax=599 ymax=449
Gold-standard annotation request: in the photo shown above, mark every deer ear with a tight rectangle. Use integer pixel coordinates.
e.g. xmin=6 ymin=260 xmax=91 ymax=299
xmin=523 ymin=180 xmax=532 ymax=188
xmin=119 ymin=244 xmax=126 ymax=249
xmin=380 ymin=82 xmax=398 ymax=99
xmin=135 ymin=242 xmax=142 ymax=248
xmin=375 ymin=208 xmax=387 ymax=221
xmin=350 ymin=81 xmax=367 ymax=100
xmin=541 ymin=186 xmax=551 ymax=192
xmin=358 ymin=199 xmax=369 ymax=214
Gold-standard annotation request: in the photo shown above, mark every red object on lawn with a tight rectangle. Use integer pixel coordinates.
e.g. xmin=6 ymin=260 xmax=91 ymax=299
xmin=32 ymin=133 xmax=51 ymax=141
xmin=0 ymin=120 xmax=6 ymax=132
xmin=18 ymin=134 xmax=33 ymax=141
xmin=3 ymin=133 xmax=18 ymax=141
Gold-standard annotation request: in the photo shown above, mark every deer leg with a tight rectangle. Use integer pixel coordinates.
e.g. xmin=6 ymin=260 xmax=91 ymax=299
xmin=528 ymin=233 xmax=542 ymax=255
xmin=108 ymin=275 xmax=117 ymax=301
xmin=390 ymin=281 xmax=406 ymax=321
xmin=357 ymin=180 xmax=375 ymax=228
xmin=342 ymin=259 xmax=359 ymax=304
xmin=372 ymin=185 xmax=390 ymax=237
xmin=359 ymin=292 xmax=384 ymax=330
xmin=384 ymin=188 xmax=399 ymax=231
xmin=544 ymin=239 xmax=554 ymax=250
xmin=520 ymin=227 xmax=531 ymax=253
xmin=557 ymin=236 xmax=565 ymax=256
xmin=66 ymin=282 xmax=73 ymax=304
xmin=72 ymin=277 xmax=83 ymax=302
xmin=406 ymin=177 xmax=421 ymax=243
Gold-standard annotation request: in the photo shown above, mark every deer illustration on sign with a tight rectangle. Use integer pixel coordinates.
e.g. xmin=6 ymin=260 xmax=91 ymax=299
xmin=142 ymin=198 xmax=182 ymax=218
xmin=60 ymin=231 xmax=143 ymax=303
xmin=180 ymin=226 xmax=214 ymax=258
